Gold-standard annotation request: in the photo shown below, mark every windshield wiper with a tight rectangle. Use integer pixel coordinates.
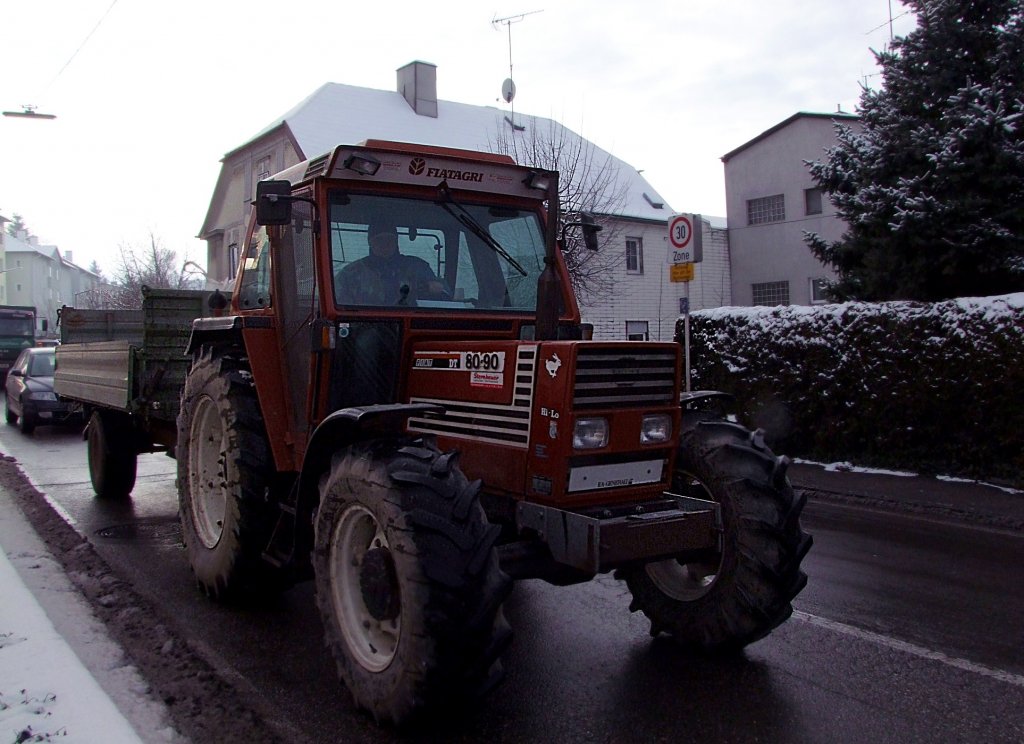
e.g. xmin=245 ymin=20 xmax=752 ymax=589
xmin=437 ymin=181 xmax=527 ymax=276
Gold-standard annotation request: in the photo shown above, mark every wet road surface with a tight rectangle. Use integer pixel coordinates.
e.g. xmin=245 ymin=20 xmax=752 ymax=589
xmin=3 ymin=423 xmax=1022 ymax=743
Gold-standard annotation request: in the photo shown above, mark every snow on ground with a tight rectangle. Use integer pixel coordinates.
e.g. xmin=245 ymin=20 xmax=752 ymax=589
xmin=0 ymin=480 xmax=181 ymax=744
xmin=0 ymin=546 xmax=142 ymax=744
xmin=794 ymin=458 xmax=1024 ymax=495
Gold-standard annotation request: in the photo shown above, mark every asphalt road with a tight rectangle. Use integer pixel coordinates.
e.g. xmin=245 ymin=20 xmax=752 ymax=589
xmin=3 ymin=421 xmax=1023 ymax=743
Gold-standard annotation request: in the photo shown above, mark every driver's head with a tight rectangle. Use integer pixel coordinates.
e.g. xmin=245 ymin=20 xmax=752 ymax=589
xmin=368 ymin=223 xmax=399 ymax=258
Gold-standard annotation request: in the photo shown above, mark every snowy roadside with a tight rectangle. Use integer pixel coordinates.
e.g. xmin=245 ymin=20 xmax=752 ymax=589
xmin=793 ymin=458 xmax=1024 ymax=495
xmin=0 ymin=484 xmax=184 ymax=744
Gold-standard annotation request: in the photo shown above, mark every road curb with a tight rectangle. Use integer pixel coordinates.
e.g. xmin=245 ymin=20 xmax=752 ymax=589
xmin=798 ymin=486 xmax=1024 ymax=533
xmin=0 ymin=455 xmax=296 ymax=744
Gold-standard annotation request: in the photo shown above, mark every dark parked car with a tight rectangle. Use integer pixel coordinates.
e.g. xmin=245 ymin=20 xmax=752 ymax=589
xmin=5 ymin=347 xmax=79 ymax=434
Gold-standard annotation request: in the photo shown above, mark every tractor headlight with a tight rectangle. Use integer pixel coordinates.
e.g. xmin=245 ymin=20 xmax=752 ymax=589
xmin=573 ymin=417 xmax=608 ymax=449
xmin=640 ymin=414 xmax=672 ymax=444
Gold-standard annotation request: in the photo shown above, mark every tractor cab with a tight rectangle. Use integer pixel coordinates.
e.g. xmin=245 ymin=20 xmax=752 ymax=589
xmin=232 ymin=141 xmax=586 ymax=466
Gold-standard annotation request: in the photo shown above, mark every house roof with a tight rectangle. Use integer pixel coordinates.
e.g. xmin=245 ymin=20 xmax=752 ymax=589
xmin=4 ymin=232 xmax=96 ymax=275
xmin=230 ymin=81 xmax=674 ymax=223
xmin=720 ymin=111 xmax=860 ymax=163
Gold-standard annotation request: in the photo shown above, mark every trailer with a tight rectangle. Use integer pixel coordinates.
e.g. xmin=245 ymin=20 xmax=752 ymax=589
xmin=54 ymin=287 xmax=212 ymax=496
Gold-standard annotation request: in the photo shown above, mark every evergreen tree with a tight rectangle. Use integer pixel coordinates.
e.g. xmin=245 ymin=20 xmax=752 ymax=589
xmin=806 ymin=0 xmax=1024 ymax=301
xmin=5 ymin=214 xmax=28 ymax=238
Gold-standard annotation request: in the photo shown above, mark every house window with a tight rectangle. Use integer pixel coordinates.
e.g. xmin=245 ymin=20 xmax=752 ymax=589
xmin=625 ymin=237 xmax=644 ymax=274
xmin=252 ymin=155 xmax=272 ymax=198
xmin=747 ymin=194 xmax=785 ymax=225
xmin=255 ymin=155 xmax=272 ymax=181
xmin=809 ymin=277 xmax=830 ymax=304
xmin=751 ymin=280 xmax=790 ymax=306
xmin=626 ymin=320 xmax=649 ymax=341
xmin=805 ymin=187 xmax=823 ymax=216
xmin=228 ymin=242 xmax=241 ymax=279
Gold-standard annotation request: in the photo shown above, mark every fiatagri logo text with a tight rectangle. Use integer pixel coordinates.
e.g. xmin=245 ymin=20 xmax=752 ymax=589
xmin=408 ymin=157 xmax=484 ymax=182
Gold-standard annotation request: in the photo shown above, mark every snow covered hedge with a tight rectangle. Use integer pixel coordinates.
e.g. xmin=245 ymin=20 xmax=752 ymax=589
xmin=680 ymin=294 xmax=1024 ymax=484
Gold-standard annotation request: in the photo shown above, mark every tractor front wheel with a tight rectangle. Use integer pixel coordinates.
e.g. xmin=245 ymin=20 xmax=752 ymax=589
xmin=618 ymin=414 xmax=812 ymax=651
xmin=313 ymin=440 xmax=511 ymax=726
xmin=176 ymin=348 xmax=286 ymax=600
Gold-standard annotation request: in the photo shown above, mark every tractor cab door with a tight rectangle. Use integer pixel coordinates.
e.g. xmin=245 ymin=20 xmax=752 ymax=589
xmin=275 ymin=199 xmax=317 ymax=446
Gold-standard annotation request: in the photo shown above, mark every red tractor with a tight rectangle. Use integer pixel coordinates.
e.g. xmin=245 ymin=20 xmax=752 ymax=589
xmin=177 ymin=140 xmax=811 ymax=725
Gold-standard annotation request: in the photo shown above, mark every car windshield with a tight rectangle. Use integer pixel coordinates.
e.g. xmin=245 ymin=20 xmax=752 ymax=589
xmin=28 ymin=352 xmax=55 ymax=377
xmin=329 ymin=191 xmax=546 ymax=311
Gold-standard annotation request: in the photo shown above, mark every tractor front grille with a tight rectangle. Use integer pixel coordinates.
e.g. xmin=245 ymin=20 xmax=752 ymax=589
xmin=573 ymin=345 xmax=678 ymax=410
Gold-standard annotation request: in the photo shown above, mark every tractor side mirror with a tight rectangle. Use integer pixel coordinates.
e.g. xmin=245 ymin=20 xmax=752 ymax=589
xmin=580 ymin=213 xmax=601 ymax=251
xmin=256 ymin=180 xmax=293 ymax=226
xmin=560 ymin=213 xmax=603 ymax=252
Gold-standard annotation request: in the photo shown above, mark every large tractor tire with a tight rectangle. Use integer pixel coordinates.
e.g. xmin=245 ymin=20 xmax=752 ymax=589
xmin=313 ymin=440 xmax=511 ymax=726
xmin=87 ymin=409 xmax=138 ymax=498
xmin=176 ymin=348 xmax=285 ymax=600
xmin=618 ymin=414 xmax=812 ymax=652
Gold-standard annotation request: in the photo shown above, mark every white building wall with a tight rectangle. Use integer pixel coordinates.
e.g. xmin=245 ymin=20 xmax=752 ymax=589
xmin=724 ymin=113 xmax=859 ymax=306
xmin=579 ymin=216 xmax=730 ymax=342
xmin=5 ymin=233 xmax=101 ymax=335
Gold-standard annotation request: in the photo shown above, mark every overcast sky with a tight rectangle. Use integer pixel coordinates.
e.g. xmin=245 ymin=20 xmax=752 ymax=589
xmin=0 ymin=0 xmax=918 ymax=278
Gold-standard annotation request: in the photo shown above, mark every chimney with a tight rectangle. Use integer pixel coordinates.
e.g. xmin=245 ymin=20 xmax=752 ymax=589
xmin=397 ymin=61 xmax=438 ymax=118
xmin=65 ymin=250 xmax=73 ymax=263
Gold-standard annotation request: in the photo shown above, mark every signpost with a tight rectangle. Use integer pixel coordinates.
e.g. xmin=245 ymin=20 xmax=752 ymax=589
xmin=667 ymin=214 xmax=703 ymax=391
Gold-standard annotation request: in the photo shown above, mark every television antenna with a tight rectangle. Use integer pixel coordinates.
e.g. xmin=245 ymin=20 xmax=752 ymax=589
xmin=492 ymin=9 xmax=544 ymax=139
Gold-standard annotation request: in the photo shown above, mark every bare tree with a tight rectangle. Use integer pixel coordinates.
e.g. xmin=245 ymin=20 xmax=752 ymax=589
xmin=110 ymin=232 xmax=201 ymax=308
xmin=490 ymin=117 xmax=629 ymax=304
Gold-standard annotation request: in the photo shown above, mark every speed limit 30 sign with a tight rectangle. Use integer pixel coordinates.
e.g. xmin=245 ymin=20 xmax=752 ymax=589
xmin=667 ymin=214 xmax=703 ymax=264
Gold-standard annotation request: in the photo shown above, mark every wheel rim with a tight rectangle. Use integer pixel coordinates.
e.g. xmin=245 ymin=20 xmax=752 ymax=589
xmin=646 ymin=469 xmax=724 ymax=601
xmin=188 ymin=395 xmax=228 ymax=549
xmin=329 ymin=503 xmax=401 ymax=672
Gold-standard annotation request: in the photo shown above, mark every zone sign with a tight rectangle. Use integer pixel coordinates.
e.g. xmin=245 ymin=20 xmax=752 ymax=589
xmin=667 ymin=214 xmax=703 ymax=264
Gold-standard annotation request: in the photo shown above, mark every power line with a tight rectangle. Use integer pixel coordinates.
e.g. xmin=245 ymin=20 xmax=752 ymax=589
xmin=45 ymin=0 xmax=121 ymax=91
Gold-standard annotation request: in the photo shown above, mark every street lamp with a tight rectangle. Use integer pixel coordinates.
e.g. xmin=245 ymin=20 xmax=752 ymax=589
xmin=2 ymin=105 xmax=56 ymax=120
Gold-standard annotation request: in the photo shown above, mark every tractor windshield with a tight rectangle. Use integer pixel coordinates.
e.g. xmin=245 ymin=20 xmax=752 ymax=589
xmin=328 ymin=191 xmax=545 ymax=311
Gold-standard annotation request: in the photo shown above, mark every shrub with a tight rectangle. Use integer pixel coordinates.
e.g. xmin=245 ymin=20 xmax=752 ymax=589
xmin=681 ymin=294 xmax=1024 ymax=484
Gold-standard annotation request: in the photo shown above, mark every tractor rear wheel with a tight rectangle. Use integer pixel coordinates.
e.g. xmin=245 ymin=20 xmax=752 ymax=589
xmin=313 ymin=440 xmax=511 ymax=726
xmin=176 ymin=348 xmax=285 ymax=600
xmin=87 ymin=409 xmax=138 ymax=498
xmin=618 ymin=414 xmax=812 ymax=651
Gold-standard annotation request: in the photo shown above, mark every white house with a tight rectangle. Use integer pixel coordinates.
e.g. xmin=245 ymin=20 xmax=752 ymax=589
xmin=200 ymin=61 xmax=729 ymax=341
xmin=3 ymin=230 xmax=103 ymax=336
xmin=722 ymin=111 xmax=860 ymax=306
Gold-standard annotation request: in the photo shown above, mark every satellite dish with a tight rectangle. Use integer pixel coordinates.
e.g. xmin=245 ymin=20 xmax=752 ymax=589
xmin=501 ymin=78 xmax=516 ymax=104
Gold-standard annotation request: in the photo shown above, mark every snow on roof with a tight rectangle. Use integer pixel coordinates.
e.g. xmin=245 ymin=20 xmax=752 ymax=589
xmin=242 ymin=82 xmax=674 ymax=222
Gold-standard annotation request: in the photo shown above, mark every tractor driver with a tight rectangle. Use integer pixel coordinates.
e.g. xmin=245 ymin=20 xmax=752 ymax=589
xmin=335 ymin=223 xmax=449 ymax=305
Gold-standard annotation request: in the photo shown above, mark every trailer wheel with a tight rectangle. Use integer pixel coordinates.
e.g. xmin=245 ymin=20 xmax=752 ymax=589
xmin=176 ymin=349 xmax=285 ymax=600
xmin=313 ymin=440 xmax=511 ymax=726
xmin=87 ymin=409 xmax=138 ymax=498
xmin=618 ymin=414 xmax=812 ymax=651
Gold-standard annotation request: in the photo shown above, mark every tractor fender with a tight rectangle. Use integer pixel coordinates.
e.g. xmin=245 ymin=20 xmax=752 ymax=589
xmin=185 ymin=316 xmax=245 ymax=356
xmin=680 ymin=390 xmax=734 ymax=410
xmin=292 ymin=403 xmax=445 ymax=557
xmin=299 ymin=403 xmax=445 ymax=496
